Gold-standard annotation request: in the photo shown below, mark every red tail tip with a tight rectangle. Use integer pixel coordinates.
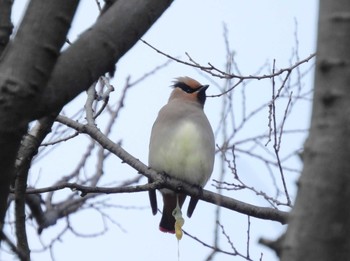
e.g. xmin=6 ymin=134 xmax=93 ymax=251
xmin=159 ymin=226 xmax=175 ymax=234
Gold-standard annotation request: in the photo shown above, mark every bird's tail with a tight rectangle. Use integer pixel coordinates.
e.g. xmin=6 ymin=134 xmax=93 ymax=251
xmin=159 ymin=193 xmax=186 ymax=233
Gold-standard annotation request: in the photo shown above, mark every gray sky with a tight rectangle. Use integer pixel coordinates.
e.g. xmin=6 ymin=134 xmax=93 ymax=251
xmin=4 ymin=1 xmax=318 ymax=260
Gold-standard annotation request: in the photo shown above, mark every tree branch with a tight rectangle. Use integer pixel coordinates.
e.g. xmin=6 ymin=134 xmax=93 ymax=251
xmin=36 ymin=0 xmax=174 ymax=117
xmin=24 ymin=181 xmax=161 ymax=195
xmin=0 ymin=0 xmax=79 ymax=234
xmin=0 ymin=231 xmax=27 ymax=261
xmin=141 ymin=39 xmax=315 ymax=86
xmin=55 ymin=115 xmax=288 ymax=224
xmin=0 ymin=0 xmax=173 ymax=237
xmin=14 ymin=115 xmax=57 ymax=258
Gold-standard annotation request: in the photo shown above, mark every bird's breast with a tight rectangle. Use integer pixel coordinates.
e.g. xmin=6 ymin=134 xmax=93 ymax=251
xmin=149 ymin=120 xmax=214 ymax=187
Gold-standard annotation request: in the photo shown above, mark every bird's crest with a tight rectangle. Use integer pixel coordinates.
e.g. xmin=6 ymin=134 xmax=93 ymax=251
xmin=173 ymin=76 xmax=202 ymax=90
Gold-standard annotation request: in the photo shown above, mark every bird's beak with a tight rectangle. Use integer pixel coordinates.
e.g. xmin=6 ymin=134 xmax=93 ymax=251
xmin=199 ymin=85 xmax=209 ymax=92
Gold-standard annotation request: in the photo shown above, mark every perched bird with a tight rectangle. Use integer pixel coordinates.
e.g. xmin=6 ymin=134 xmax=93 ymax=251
xmin=148 ymin=76 xmax=215 ymax=233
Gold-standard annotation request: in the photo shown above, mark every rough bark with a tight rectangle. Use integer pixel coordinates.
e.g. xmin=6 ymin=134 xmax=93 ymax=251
xmin=281 ymin=0 xmax=350 ymax=260
xmin=36 ymin=0 xmax=174 ymax=116
xmin=0 ymin=0 xmax=79 ymax=232
xmin=14 ymin=116 xmax=58 ymax=259
xmin=0 ymin=0 xmax=13 ymax=56
xmin=0 ymin=0 xmax=174 ymax=234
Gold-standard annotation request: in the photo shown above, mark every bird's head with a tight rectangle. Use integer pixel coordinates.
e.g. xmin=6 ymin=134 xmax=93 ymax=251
xmin=169 ymin=76 xmax=209 ymax=107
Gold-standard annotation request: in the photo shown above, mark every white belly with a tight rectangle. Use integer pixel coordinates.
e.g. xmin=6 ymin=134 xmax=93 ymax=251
xmin=149 ymin=121 xmax=214 ymax=187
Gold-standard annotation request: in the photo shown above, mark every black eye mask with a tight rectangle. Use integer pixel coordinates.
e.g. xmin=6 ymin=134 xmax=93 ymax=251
xmin=173 ymin=82 xmax=208 ymax=106
xmin=173 ymin=82 xmax=202 ymax=93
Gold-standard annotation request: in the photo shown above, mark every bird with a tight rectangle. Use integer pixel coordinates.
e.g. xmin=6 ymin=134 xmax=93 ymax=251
xmin=148 ymin=76 xmax=215 ymax=233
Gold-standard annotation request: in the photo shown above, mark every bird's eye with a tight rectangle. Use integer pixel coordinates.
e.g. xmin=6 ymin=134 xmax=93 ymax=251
xmin=182 ymin=86 xmax=192 ymax=93
xmin=174 ymin=82 xmax=200 ymax=93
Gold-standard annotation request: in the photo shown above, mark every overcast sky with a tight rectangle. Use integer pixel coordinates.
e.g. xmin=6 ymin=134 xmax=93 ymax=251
xmin=4 ymin=1 xmax=318 ymax=261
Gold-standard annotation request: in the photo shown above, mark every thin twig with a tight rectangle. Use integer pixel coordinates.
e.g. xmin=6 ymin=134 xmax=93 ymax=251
xmin=141 ymin=39 xmax=315 ymax=83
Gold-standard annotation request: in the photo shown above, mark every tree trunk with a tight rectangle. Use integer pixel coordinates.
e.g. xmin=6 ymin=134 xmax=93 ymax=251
xmin=281 ymin=0 xmax=350 ymax=260
xmin=0 ymin=0 xmax=173 ymax=234
xmin=0 ymin=0 xmax=80 ymax=232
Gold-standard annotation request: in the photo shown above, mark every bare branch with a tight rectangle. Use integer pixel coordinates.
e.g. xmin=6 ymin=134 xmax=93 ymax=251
xmin=94 ymin=76 xmax=115 ymax=119
xmin=55 ymin=115 xmax=288 ymax=224
xmin=0 ymin=231 xmax=27 ymax=261
xmin=271 ymin=60 xmax=291 ymax=205
xmin=141 ymin=39 xmax=315 ymax=84
xmin=85 ymin=83 xmax=98 ymax=125
xmin=37 ymin=0 xmax=174 ymax=116
xmin=246 ymin=216 xmax=252 ymax=259
xmin=184 ymin=229 xmax=237 ymax=257
xmin=24 ymin=180 xmax=160 ymax=195
xmin=0 ymin=0 xmax=80 ymax=230
xmin=13 ymin=115 xmax=58 ymax=257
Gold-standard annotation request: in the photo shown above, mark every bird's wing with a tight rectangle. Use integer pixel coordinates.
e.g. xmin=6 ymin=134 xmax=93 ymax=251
xmin=148 ymin=178 xmax=158 ymax=215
